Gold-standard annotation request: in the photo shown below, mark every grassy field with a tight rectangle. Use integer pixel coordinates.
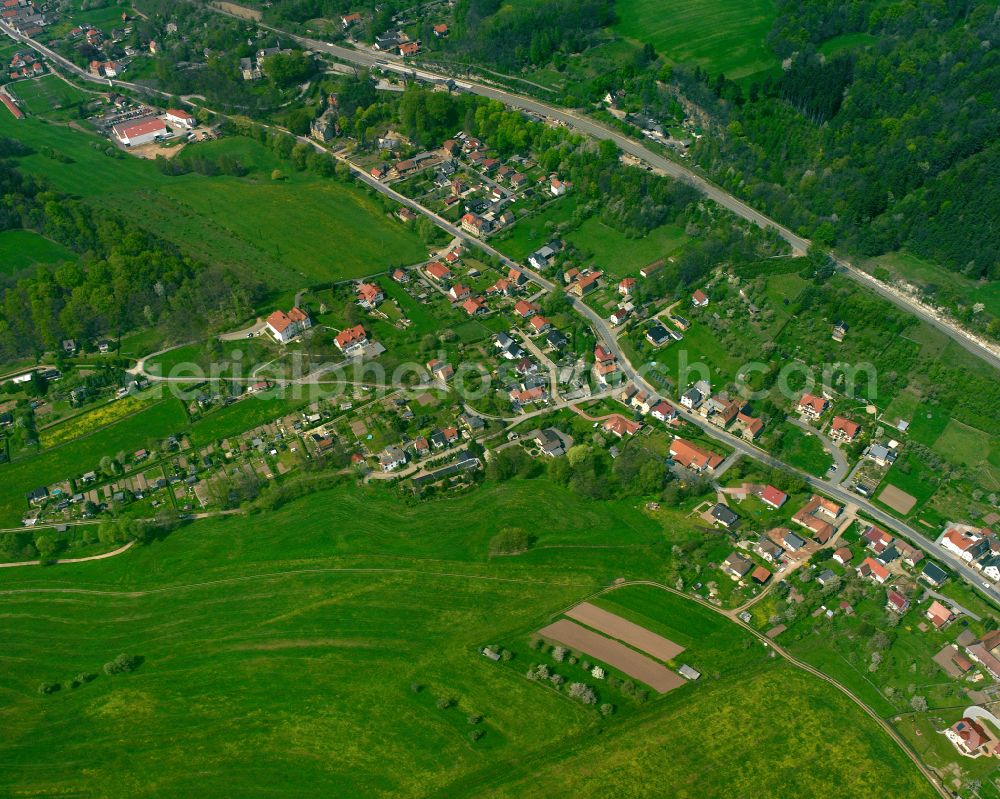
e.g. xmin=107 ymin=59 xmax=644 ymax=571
xmin=0 ymin=230 xmax=75 ymax=273
xmin=187 ymin=391 xmax=312 ymax=446
xmin=771 ymin=422 xmax=833 ymax=476
xmin=0 ymin=114 xmax=427 ymax=289
xmin=567 ymin=217 xmax=688 ymax=277
xmin=9 ymin=74 xmax=98 ymax=118
xmin=866 ymin=250 xmax=1000 ymax=318
xmin=37 ymin=394 xmax=160 ymax=449
xmin=0 ymin=481 xmax=938 ymax=798
xmin=496 ymin=198 xmax=578 ymax=261
xmin=0 ymin=398 xmax=188 ymax=525
xmin=614 ymin=0 xmax=780 ymax=80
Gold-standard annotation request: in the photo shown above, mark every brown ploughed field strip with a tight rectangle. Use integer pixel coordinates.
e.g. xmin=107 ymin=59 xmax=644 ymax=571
xmin=537 ymin=619 xmax=686 ymax=693
xmin=878 ymin=484 xmax=917 ymax=514
xmin=566 ymin=602 xmax=685 ymax=661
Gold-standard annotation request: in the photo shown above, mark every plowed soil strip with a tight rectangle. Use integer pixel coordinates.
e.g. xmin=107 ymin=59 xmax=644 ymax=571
xmin=538 ymin=619 xmax=685 ymax=693
xmin=566 ymin=602 xmax=685 ymax=661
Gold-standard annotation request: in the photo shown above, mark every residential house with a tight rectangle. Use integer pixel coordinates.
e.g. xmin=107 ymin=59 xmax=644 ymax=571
xmin=722 ymin=552 xmax=752 ymax=580
xmin=926 ymin=600 xmax=955 ymax=630
xmin=425 ymin=261 xmax=451 ymax=282
xmin=603 ymin=415 xmax=642 ymax=438
xmin=379 ymin=445 xmax=407 ymax=472
xmin=857 ymin=557 xmax=890 ymax=584
xmin=692 ymin=289 xmax=709 ymax=307
xmin=528 ymin=245 xmax=557 ymax=270
xmin=640 ymin=262 xmax=662 ymax=279
xmin=462 ymin=297 xmax=487 ymax=316
xmin=461 ymin=212 xmax=490 ymax=237
xmin=920 ymin=561 xmax=949 ymax=588
xmin=529 ymin=315 xmax=550 ymax=334
xmin=646 ymin=323 xmax=671 ymax=347
xmin=833 ymin=547 xmax=853 ymax=565
xmin=797 ymin=392 xmax=828 ymax=419
xmin=669 ymin=437 xmax=724 ymax=472
xmin=449 ymin=284 xmax=471 ymax=302
xmin=610 ymin=308 xmax=629 ymax=326
xmin=534 ymin=428 xmax=567 ymax=457
xmin=755 ymin=539 xmax=784 ymax=563
xmin=545 ymin=329 xmax=568 ymax=351
xmin=357 ymin=282 xmax=384 ymax=309
xmin=426 ymin=359 xmax=454 ymax=382
xmin=782 ymin=530 xmax=806 ymax=552
xmin=760 ymin=485 xmax=788 ymax=509
xmin=866 ymin=442 xmax=898 ymax=466
xmin=710 ymin=503 xmax=739 ymax=529
xmin=165 ymin=108 xmax=196 ymax=128
xmin=944 ymin=718 xmax=994 ymax=758
xmin=514 ymin=300 xmax=540 ymax=318
xmin=792 ymin=495 xmax=842 ymax=543
xmin=432 ymin=23 xmax=448 ymax=36
xmin=550 ymin=178 xmax=568 ymax=196
xmin=391 ymin=268 xmax=410 ymax=283
xmin=619 ymin=277 xmax=637 ymax=297
xmin=334 ymin=324 xmax=367 ymax=354
xmin=886 ymin=590 xmax=910 ymax=614
xmin=751 ymin=566 xmax=772 ymax=584
xmin=266 ymin=307 xmax=311 ymax=344
xmin=569 ymin=270 xmax=602 ymax=297
xmin=816 ymin=569 xmax=837 ymax=587
xmin=650 ymin=401 xmax=677 ymax=423
xmin=940 ymin=527 xmax=984 ymax=561
xmin=966 ymin=631 xmax=1000 ymax=680
xmin=830 ymin=416 xmax=861 ymax=442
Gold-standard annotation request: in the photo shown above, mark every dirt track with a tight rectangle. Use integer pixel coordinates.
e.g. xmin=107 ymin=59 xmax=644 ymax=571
xmin=538 ymin=619 xmax=686 ymax=694
xmin=566 ymin=602 xmax=684 ymax=661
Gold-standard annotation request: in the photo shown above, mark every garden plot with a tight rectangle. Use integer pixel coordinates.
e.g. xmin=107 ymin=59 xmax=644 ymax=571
xmin=566 ymin=602 xmax=685 ymax=661
xmin=879 ymin=484 xmax=918 ymax=515
xmin=537 ymin=619 xmax=686 ymax=694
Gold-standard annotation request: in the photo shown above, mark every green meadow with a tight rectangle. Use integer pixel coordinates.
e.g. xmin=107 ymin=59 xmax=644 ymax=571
xmin=0 ymin=229 xmax=75 ymax=273
xmin=614 ymin=0 xmax=781 ymax=80
xmin=0 ymin=113 xmax=427 ymax=289
xmin=0 ymin=481 xmax=937 ymax=799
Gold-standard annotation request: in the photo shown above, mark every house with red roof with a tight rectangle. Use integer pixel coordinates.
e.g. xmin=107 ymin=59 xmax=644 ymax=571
xmin=603 ymin=415 xmax=642 ymax=438
xmin=529 ymin=315 xmax=550 ymax=334
xmin=651 ymin=401 xmax=677 ymax=423
xmin=857 ymin=557 xmax=890 ymax=584
xmin=797 ymin=392 xmax=829 ymax=419
xmin=357 ymin=282 xmax=384 ymax=309
xmin=112 ymin=117 xmax=166 ymax=146
xmin=830 ymin=415 xmax=861 ymax=442
xmin=692 ymin=289 xmax=709 ymax=307
xmin=619 ymin=277 xmax=636 ymax=297
xmin=461 ymin=212 xmax=490 ymax=237
xmin=266 ymin=306 xmax=311 ymax=344
xmin=669 ymin=437 xmax=724 ymax=472
xmin=760 ymin=485 xmax=787 ymax=509
xmin=514 ymin=299 xmax=539 ymax=318
xmin=487 ymin=278 xmax=513 ymax=296
xmin=885 ymin=590 xmax=910 ymax=614
xmin=448 ymin=284 xmax=471 ymax=302
xmin=940 ymin=527 xmax=982 ymax=561
xmin=569 ymin=270 xmax=602 ymax=297
xmin=165 ymin=108 xmax=196 ymax=128
xmin=462 ymin=297 xmax=486 ymax=316
xmin=833 ymin=547 xmax=853 ymax=565
xmin=927 ymin=600 xmax=956 ymax=629
xmin=425 ymin=261 xmax=451 ymax=282
xmin=944 ymin=718 xmax=995 ymax=758
xmin=334 ymin=324 xmax=367 ymax=353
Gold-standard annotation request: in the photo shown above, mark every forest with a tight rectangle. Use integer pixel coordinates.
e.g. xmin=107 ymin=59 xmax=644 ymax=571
xmin=0 ymin=149 xmax=262 ymax=362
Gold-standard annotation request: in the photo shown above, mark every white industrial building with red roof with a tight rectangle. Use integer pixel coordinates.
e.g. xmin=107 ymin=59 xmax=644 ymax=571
xmin=112 ymin=117 xmax=167 ymax=146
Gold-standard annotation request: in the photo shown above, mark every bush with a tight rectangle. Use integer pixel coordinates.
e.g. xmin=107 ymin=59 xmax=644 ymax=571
xmin=488 ymin=527 xmax=532 ymax=556
xmin=467 ymin=714 xmax=482 ymax=725
xmin=469 ymin=729 xmax=484 ymax=742
xmin=410 ymin=683 xmax=423 ymax=694
xmin=38 ymin=682 xmax=60 ymax=695
xmin=436 ymin=697 xmax=454 ymax=710
xmin=70 ymin=672 xmax=96 ymax=689
xmin=103 ymin=653 xmax=141 ymax=675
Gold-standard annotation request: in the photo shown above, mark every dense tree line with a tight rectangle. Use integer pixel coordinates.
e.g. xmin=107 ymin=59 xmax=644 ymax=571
xmin=0 ymin=156 xmax=262 ymax=361
xmin=678 ymin=0 xmax=998 ymax=281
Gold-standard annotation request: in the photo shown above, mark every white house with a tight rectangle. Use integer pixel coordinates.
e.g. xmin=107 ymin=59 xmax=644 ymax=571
xmin=266 ymin=307 xmax=311 ymax=344
xmin=379 ymin=445 xmax=407 ymax=472
xmin=165 ymin=108 xmax=196 ymax=128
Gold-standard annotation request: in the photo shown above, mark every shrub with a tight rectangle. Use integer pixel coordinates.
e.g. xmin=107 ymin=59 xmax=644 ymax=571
xmin=70 ymin=672 xmax=96 ymax=689
xmin=38 ymin=682 xmax=60 ymax=695
xmin=568 ymin=682 xmax=597 ymax=705
xmin=436 ymin=697 xmax=454 ymax=710
xmin=410 ymin=683 xmax=423 ymax=694
xmin=103 ymin=653 xmax=141 ymax=675
xmin=467 ymin=714 xmax=482 ymax=725
xmin=600 ymin=703 xmax=615 ymax=716
xmin=488 ymin=527 xmax=532 ymax=555
xmin=469 ymin=729 xmax=484 ymax=742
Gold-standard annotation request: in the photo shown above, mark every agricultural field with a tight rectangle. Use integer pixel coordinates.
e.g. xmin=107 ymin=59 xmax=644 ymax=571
xmin=0 ymin=230 xmax=75 ymax=273
xmin=0 ymin=482 xmax=938 ymax=799
xmin=613 ymin=0 xmax=781 ymax=80
xmin=0 ymin=398 xmax=188 ymax=526
xmin=38 ymin=393 xmax=160 ymax=449
xmin=0 ymin=113 xmax=427 ymax=289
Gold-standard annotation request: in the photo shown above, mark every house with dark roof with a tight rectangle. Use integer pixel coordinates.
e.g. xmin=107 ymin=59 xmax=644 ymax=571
xmin=710 ymin=503 xmax=739 ymax=529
